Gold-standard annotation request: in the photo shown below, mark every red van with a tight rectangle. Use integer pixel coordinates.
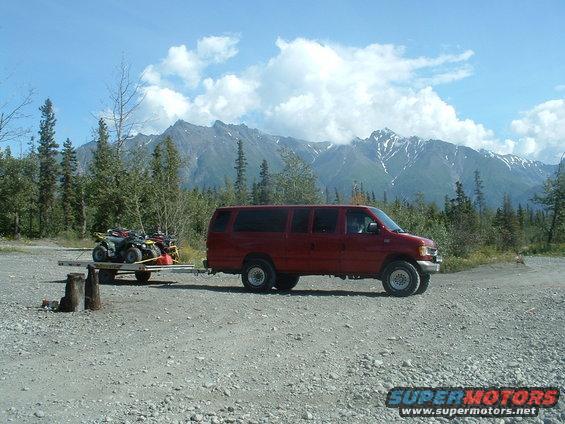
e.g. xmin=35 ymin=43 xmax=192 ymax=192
xmin=206 ymin=205 xmax=441 ymax=297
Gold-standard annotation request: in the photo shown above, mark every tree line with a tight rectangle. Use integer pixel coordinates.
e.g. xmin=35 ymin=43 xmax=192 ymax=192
xmin=0 ymin=98 xmax=563 ymax=259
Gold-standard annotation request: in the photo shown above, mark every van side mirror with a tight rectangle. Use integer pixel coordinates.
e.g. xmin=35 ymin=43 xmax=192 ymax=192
xmin=367 ymin=222 xmax=380 ymax=234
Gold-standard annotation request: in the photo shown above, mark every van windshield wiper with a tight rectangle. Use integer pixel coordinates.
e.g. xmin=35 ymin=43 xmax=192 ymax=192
xmin=392 ymin=229 xmax=406 ymax=233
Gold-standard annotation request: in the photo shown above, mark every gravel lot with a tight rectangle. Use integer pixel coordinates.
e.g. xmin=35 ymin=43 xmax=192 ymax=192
xmin=0 ymin=242 xmax=563 ymax=424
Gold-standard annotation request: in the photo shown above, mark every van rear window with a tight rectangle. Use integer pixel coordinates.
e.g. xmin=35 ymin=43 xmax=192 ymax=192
xmin=233 ymin=209 xmax=288 ymax=232
xmin=291 ymin=208 xmax=310 ymax=233
xmin=210 ymin=210 xmax=231 ymax=232
xmin=313 ymin=209 xmax=338 ymax=233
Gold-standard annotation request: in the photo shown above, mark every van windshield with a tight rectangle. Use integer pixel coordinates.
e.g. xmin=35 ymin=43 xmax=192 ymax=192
xmin=369 ymin=207 xmax=405 ymax=233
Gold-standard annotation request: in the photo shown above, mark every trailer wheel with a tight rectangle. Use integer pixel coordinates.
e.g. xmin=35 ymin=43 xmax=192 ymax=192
xmin=242 ymin=259 xmax=275 ymax=292
xmin=135 ymin=271 xmax=151 ymax=284
xmin=415 ymin=274 xmax=430 ymax=294
xmin=125 ymin=247 xmax=142 ymax=263
xmin=382 ymin=260 xmax=420 ymax=297
xmin=92 ymin=245 xmax=108 ymax=262
xmin=275 ymin=274 xmax=299 ymax=291
xmin=99 ymin=269 xmax=117 ymax=284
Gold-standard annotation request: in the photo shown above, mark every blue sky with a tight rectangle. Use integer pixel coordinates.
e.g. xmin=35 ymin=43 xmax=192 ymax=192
xmin=1 ymin=0 xmax=564 ymax=163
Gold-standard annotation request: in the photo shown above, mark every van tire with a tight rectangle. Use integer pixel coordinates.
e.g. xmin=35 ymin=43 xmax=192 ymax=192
xmin=242 ymin=259 xmax=275 ymax=292
xmin=415 ymin=274 xmax=430 ymax=294
xmin=382 ymin=260 xmax=420 ymax=297
xmin=275 ymin=274 xmax=299 ymax=291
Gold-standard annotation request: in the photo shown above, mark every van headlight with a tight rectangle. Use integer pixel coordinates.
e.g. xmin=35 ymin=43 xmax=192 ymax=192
xmin=418 ymin=246 xmax=436 ymax=257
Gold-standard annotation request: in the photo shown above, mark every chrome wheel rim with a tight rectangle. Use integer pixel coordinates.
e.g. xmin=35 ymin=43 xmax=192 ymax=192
xmin=390 ymin=269 xmax=410 ymax=291
xmin=248 ymin=267 xmax=266 ymax=287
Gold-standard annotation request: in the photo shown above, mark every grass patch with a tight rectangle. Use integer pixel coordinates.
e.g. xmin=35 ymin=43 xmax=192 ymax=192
xmin=441 ymin=247 xmax=515 ymax=273
xmin=0 ymin=246 xmax=28 ymax=254
xmin=521 ymin=242 xmax=565 ymax=257
xmin=178 ymin=245 xmax=206 ymax=267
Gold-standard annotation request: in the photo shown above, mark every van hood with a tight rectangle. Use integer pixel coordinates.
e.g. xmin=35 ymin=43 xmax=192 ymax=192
xmin=394 ymin=232 xmax=435 ymax=247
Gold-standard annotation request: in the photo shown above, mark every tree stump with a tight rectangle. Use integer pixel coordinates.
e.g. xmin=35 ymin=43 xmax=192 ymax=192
xmin=85 ymin=266 xmax=101 ymax=310
xmin=59 ymin=273 xmax=85 ymax=312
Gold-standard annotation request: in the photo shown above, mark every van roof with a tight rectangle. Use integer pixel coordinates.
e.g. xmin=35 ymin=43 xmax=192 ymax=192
xmin=216 ymin=204 xmax=373 ymax=210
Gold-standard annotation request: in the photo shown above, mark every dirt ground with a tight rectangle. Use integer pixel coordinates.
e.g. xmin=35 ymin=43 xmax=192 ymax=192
xmin=0 ymin=242 xmax=563 ymax=423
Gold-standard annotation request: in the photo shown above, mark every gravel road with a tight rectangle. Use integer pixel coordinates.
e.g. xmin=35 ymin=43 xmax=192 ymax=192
xmin=0 ymin=242 xmax=563 ymax=423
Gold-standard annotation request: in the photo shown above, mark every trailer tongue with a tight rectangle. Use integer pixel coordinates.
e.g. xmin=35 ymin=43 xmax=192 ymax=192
xmin=58 ymin=260 xmax=207 ymax=284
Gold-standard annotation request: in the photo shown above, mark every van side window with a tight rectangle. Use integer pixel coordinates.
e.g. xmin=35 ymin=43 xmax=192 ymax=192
xmin=233 ymin=209 xmax=288 ymax=232
xmin=211 ymin=210 xmax=231 ymax=232
xmin=346 ymin=210 xmax=376 ymax=234
xmin=291 ymin=208 xmax=310 ymax=233
xmin=313 ymin=209 xmax=338 ymax=233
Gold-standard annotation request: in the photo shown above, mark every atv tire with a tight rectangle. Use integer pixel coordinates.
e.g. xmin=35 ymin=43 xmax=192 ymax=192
xmin=125 ymin=247 xmax=143 ymax=263
xmin=92 ymin=245 xmax=108 ymax=262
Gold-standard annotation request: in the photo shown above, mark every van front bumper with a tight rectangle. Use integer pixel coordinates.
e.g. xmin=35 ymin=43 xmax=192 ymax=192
xmin=417 ymin=260 xmax=441 ymax=274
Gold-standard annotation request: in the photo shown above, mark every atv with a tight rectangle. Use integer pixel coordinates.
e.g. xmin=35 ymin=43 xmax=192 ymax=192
xmin=148 ymin=231 xmax=180 ymax=262
xmin=92 ymin=228 xmax=161 ymax=264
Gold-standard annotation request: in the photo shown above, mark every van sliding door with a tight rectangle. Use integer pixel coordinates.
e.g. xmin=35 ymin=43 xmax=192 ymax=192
xmin=309 ymin=208 xmax=342 ymax=274
xmin=284 ymin=208 xmax=312 ymax=273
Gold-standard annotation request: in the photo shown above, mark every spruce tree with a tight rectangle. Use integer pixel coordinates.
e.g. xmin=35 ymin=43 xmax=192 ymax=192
xmin=90 ymin=118 xmax=115 ymax=231
xmin=60 ymin=138 xmax=77 ymax=231
xmin=493 ymin=193 xmax=519 ymax=250
xmin=251 ymin=180 xmax=260 ymax=205
xmin=234 ymin=139 xmax=248 ymax=204
xmin=473 ymin=169 xmax=486 ymax=217
xmin=258 ymin=159 xmax=272 ymax=204
xmin=533 ymin=157 xmax=564 ymax=244
xmin=446 ymin=181 xmax=479 ymax=256
xmin=334 ymin=188 xmax=342 ymax=204
xmin=37 ymin=99 xmax=59 ymax=236
xmin=163 ymin=136 xmax=181 ymax=191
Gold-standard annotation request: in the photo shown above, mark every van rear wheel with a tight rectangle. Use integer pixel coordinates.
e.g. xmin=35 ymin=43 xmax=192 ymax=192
xmin=382 ymin=260 xmax=420 ymax=297
xmin=275 ymin=274 xmax=299 ymax=291
xmin=242 ymin=259 xmax=275 ymax=292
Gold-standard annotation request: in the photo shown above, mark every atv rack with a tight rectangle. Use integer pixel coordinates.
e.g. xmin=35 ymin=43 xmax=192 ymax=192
xmin=58 ymin=260 xmax=207 ymax=284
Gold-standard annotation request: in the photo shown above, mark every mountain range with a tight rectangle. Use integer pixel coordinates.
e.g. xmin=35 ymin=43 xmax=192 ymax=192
xmin=76 ymin=120 xmax=556 ymax=207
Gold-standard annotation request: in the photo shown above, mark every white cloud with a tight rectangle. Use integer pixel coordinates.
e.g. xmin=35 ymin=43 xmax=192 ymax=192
xmin=511 ymin=99 xmax=565 ymax=163
xmin=138 ymin=36 xmax=549 ymax=158
xmin=197 ymin=36 xmax=239 ymax=63
xmin=141 ymin=35 xmax=239 ymax=89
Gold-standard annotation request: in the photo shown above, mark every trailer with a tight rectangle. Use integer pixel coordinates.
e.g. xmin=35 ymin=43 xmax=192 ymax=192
xmin=58 ymin=260 xmax=207 ymax=284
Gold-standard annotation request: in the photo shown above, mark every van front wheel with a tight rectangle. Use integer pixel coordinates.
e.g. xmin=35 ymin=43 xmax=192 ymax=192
xmin=415 ymin=274 xmax=430 ymax=294
xmin=242 ymin=259 xmax=275 ymax=292
xmin=275 ymin=274 xmax=299 ymax=291
xmin=382 ymin=261 xmax=420 ymax=297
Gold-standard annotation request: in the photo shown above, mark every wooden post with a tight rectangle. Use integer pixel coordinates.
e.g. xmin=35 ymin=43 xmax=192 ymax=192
xmin=85 ymin=265 xmax=101 ymax=310
xmin=58 ymin=273 xmax=85 ymax=312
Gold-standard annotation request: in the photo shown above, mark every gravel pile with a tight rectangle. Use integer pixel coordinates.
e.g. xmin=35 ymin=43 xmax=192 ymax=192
xmin=0 ymin=243 xmax=563 ymax=423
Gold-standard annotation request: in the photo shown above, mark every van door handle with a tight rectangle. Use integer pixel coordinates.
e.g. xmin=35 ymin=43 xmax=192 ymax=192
xmin=310 ymin=243 xmax=315 ymax=251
